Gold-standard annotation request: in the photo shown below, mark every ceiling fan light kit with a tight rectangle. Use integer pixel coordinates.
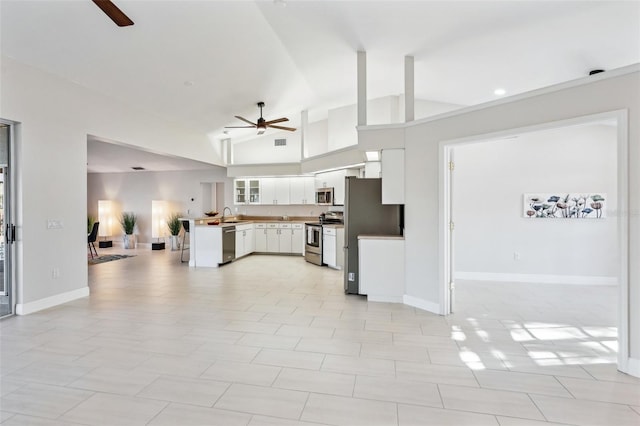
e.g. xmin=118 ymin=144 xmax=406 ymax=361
xmin=225 ymin=102 xmax=297 ymax=135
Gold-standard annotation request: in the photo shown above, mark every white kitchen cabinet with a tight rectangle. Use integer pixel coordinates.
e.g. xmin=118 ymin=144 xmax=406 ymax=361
xmin=323 ymin=226 xmax=344 ymax=269
xmin=254 ymin=223 xmax=267 ymax=252
xmin=381 ymin=149 xmax=405 ymax=204
xmin=266 ymin=223 xmax=280 ymax=252
xmin=315 ymin=169 xmax=359 ymax=205
xmin=261 ymin=177 xmax=290 ymax=205
xmin=291 ymin=223 xmax=304 ymax=254
xmin=235 ymin=223 xmax=254 ymax=258
xmin=278 ymin=223 xmax=292 ymax=253
xmin=234 ymin=178 xmax=261 ymax=205
xmin=289 ymin=176 xmax=316 ymax=205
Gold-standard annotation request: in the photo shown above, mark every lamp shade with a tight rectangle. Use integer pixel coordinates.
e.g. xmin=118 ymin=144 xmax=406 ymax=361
xmin=151 ymin=200 xmax=168 ymax=239
xmin=98 ymin=200 xmax=113 ymax=237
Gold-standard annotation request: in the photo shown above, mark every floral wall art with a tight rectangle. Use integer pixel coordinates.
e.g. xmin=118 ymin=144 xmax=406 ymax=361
xmin=524 ymin=193 xmax=606 ymax=219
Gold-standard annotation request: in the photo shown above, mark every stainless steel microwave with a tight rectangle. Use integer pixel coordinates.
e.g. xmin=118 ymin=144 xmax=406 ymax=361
xmin=315 ymin=187 xmax=334 ymax=205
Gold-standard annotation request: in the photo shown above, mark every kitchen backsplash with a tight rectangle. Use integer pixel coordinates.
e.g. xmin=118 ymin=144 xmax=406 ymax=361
xmin=234 ymin=204 xmax=328 ymax=218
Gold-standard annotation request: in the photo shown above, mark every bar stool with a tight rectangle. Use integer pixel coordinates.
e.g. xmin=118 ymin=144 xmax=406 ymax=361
xmin=180 ymin=220 xmax=190 ymax=263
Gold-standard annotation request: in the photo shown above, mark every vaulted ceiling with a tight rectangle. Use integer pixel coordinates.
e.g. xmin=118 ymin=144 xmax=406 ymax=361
xmin=2 ymin=1 xmax=639 ymax=150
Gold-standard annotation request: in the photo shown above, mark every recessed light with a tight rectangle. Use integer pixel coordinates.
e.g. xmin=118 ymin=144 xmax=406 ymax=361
xmin=494 ymin=88 xmax=506 ymax=96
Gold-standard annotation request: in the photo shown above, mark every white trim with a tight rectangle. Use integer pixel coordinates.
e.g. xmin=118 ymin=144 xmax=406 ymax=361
xmin=455 ymin=272 xmax=617 ymax=286
xmin=16 ymin=286 xmax=89 ymax=315
xmin=367 ymin=295 xmax=404 ymax=304
xmin=403 ymin=295 xmax=442 ymax=315
xmin=621 ymin=357 xmax=640 ymax=378
xmin=358 ymin=63 xmax=640 ymax=133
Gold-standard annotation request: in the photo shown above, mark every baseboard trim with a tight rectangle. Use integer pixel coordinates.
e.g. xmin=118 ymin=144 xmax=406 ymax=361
xmin=403 ymin=294 xmax=441 ymax=315
xmin=455 ymin=272 xmax=617 ymax=286
xmin=16 ymin=286 xmax=90 ymax=315
xmin=621 ymin=356 xmax=640 ymax=378
xmin=367 ymin=294 xmax=404 ymax=304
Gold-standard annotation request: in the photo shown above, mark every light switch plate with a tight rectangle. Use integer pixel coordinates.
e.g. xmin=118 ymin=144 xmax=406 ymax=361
xmin=47 ymin=219 xmax=63 ymax=229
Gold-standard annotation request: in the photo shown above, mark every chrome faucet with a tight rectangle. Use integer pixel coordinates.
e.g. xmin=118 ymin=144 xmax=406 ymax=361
xmin=222 ymin=206 xmax=232 ymax=220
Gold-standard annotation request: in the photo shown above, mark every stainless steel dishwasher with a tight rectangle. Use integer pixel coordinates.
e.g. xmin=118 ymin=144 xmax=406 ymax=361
xmin=222 ymin=226 xmax=236 ymax=264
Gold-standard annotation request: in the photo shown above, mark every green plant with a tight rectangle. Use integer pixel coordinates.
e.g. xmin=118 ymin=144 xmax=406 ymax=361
xmin=167 ymin=212 xmax=183 ymax=236
xmin=88 ymin=215 xmax=96 ymax=234
xmin=119 ymin=212 xmax=137 ymax=235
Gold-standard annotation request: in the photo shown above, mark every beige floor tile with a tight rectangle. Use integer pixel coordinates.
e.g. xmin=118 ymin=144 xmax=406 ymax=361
xmin=0 ymin=383 xmax=93 ymax=419
xmin=0 ymin=411 xmax=15 ymax=423
xmin=248 ymin=415 xmax=332 ymax=426
xmin=354 ymin=375 xmax=443 ymax=407
xmin=398 ymin=403 xmax=499 ymax=426
xmin=187 ymin=328 xmax=244 ymax=343
xmin=137 ymin=375 xmax=230 ymax=407
xmin=557 ymin=376 xmax=640 ymax=405
xmin=261 ymin=313 xmax=315 ymax=326
xmin=224 ymin=320 xmax=280 ymax=335
xmin=214 ymin=383 xmax=308 ymax=419
xmin=321 ymin=354 xmax=396 ymax=377
xmin=581 ymin=363 xmax=640 ymax=384
xmin=5 ymin=361 xmax=94 ymax=387
xmin=365 ymin=320 xmax=423 ymax=335
xmin=237 ymin=333 xmax=301 ymax=350
xmin=439 ymin=384 xmax=545 ymax=420
xmin=332 ymin=328 xmax=393 ymax=344
xmin=276 ymin=325 xmax=336 ymax=339
xmin=301 ymin=393 xmax=397 ymax=426
xmin=0 ymin=377 xmax=27 ymax=397
xmin=531 ymin=394 xmax=640 ymax=426
xmin=194 ymin=342 xmax=262 ymax=362
xmin=273 ymin=367 xmax=355 ymax=396
xmin=361 ymin=342 xmax=430 ymax=362
xmin=495 ymin=416 xmax=577 ymax=426
xmin=253 ymin=348 xmax=324 ymax=370
xmin=500 ymin=354 xmax=595 ymax=379
xmin=396 ymin=361 xmax=479 ymax=387
xmin=296 ymin=337 xmax=361 ymax=357
xmin=2 ymin=414 xmax=87 ymax=426
xmin=393 ymin=332 xmax=459 ymax=349
xmin=67 ymin=366 xmax=160 ymax=395
xmin=60 ymin=392 xmax=168 ymax=426
xmin=311 ymin=317 xmax=366 ymax=330
xmin=200 ymin=360 xmax=282 ymax=386
xmin=136 ymin=354 xmax=213 ymax=378
xmin=474 ymin=369 xmax=572 ymax=397
xmin=147 ymin=403 xmax=251 ymax=426
xmin=427 ymin=348 xmax=508 ymax=370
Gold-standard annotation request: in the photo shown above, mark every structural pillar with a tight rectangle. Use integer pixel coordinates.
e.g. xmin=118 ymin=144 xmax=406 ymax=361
xmin=357 ymin=50 xmax=367 ymax=126
xmin=405 ymin=55 xmax=415 ymax=122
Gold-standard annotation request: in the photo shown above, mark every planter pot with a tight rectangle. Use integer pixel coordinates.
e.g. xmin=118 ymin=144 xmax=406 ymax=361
xmin=170 ymin=235 xmax=180 ymax=251
xmin=123 ymin=234 xmax=136 ymax=249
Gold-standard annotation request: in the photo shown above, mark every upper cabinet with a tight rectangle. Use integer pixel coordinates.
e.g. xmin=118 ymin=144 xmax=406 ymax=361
xmin=381 ymin=149 xmax=404 ymax=204
xmin=315 ymin=169 xmax=359 ymax=205
xmin=289 ymin=176 xmax=315 ymax=205
xmin=234 ymin=178 xmax=261 ymax=205
xmin=261 ymin=177 xmax=290 ymax=205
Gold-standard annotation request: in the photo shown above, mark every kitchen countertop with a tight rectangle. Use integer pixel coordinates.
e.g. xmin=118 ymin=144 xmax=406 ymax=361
xmin=322 ymin=224 xmax=344 ymax=228
xmin=186 ymin=217 xmax=313 ymax=228
xmin=358 ymin=234 xmax=405 ymax=240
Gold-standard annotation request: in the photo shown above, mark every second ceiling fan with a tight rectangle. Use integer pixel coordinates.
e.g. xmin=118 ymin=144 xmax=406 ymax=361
xmin=226 ymin=102 xmax=296 ymax=135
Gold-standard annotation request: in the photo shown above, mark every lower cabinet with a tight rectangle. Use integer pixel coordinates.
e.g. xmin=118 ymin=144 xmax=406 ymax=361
xmin=323 ymin=226 xmax=344 ymax=269
xmin=235 ymin=224 xmax=254 ymax=258
xmin=256 ymin=223 xmax=304 ymax=255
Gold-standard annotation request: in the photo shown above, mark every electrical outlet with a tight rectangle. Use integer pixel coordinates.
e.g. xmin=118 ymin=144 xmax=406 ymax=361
xmin=52 ymin=267 xmax=60 ymax=279
xmin=513 ymin=252 xmax=521 ymax=261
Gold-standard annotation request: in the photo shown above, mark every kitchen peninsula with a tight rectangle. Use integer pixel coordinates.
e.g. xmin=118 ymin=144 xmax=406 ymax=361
xmin=183 ymin=216 xmax=312 ymax=268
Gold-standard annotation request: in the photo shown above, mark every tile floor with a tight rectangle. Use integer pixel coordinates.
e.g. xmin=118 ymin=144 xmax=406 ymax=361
xmin=1 ymin=247 xmax=639 ymax=426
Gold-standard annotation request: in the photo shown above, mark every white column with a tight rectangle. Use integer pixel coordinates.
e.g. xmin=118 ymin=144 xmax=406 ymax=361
xmin=357 ymin=51 xmax=367 ymax=126
xmin=405 ymin=55 xmax=415 ymax=122
xmin=301 ymin=109 xmax=308 ymax=159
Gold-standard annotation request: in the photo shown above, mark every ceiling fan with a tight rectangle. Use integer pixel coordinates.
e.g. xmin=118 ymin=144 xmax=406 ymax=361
xmin=226 ymin=102 xmax=296 ymax=135
xmin=92 ymin=0 xmax=134 ymax=27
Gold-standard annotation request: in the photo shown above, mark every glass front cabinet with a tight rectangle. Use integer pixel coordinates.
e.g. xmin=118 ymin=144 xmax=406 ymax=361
xmin=235 ymin=179 xmax=261 ymax=204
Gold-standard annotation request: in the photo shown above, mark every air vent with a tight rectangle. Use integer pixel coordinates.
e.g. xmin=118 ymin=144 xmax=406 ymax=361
xmin=131 ymin=166 xmax=145 ymax=171
xmin=274 ymin=138 xmax=287 ymax=147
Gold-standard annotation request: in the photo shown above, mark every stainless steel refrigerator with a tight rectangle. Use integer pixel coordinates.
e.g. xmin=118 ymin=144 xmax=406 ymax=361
xmin=344 ymin=177 xmax=403 ymax=294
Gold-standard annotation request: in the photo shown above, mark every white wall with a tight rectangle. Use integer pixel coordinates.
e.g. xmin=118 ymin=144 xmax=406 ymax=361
xmin=305 ymin=119 xmax=328 ymax=158
xmin=0 ymin=56 xmax=223 ymax=309
xmin=233 ymin=130 xmax=301 ymax=164
xmin=359 ymin=67 xmax=640 ymax=373
xmin=454 ymin=124 xmax=617 ymax=283
xmin=88 ymin=169 xmax=232 ymax=244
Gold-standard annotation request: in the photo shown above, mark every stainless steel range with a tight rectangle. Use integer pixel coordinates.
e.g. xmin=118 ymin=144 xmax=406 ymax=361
xmin=305 ymin=212 xmax=343 ymax=266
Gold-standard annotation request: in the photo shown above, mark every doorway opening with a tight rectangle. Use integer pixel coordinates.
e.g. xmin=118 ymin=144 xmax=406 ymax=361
xmin=440 ymin=110 xmax=630 ymax=374
xmin=0 ymin=120 xmax=16 ymax=318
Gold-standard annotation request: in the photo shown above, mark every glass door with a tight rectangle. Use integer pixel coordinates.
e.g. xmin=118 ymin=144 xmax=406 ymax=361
xmin=0 ymin=122 xmax=13 ymax=317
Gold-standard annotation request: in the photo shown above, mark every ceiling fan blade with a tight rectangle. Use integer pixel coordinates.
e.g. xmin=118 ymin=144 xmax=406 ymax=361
xmin=224 ymin=126 xmax=255 ymax=129
xmin=92 ymin=0 xmax=134 ymax=27
xmin=268 ymin=124 xmax=297 ymax=132
xmin=234 ymin=116 xmax=256 ymax=126
xmin=263 ymin=117 xmax=289 ymax=125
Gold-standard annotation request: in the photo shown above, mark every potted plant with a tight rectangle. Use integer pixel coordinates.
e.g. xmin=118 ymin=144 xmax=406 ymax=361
xmin=167 ymin=212 xmax=183 ymax=251
xmin=119 ymin=212 xmax=137 ymax=249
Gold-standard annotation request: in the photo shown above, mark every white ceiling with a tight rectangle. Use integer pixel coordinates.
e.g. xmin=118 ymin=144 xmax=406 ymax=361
xmin=2 ymin=0 xmax=639 ymax=169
